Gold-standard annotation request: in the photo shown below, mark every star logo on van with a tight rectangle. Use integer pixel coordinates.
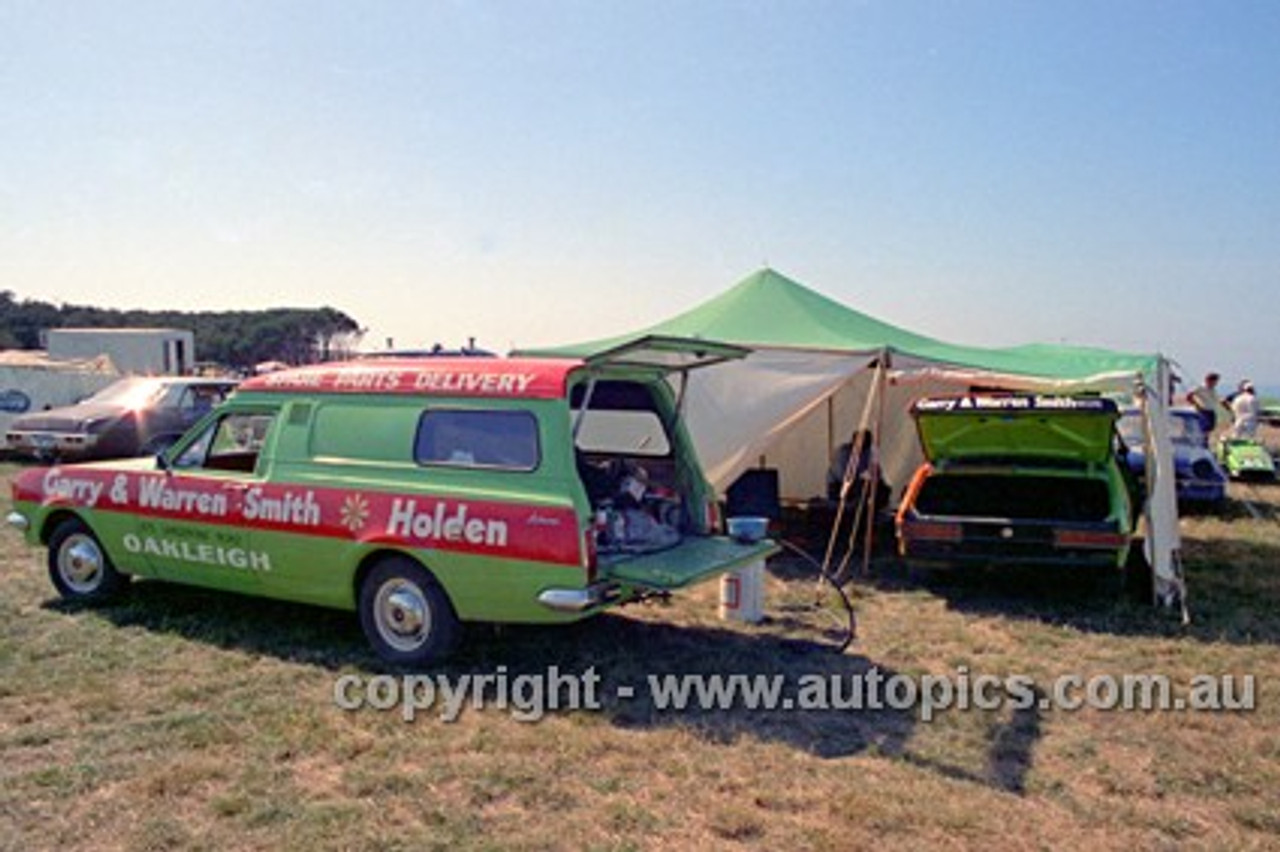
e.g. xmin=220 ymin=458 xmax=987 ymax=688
xmin=340 ymin=493 xmax=371 ymax=535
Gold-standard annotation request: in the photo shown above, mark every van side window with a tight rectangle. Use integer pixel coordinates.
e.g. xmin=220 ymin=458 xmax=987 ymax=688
xmin=415 ymin=410 xmax=539 ymax=471
xmin=173 ymin=411 xmax=277 ymax=473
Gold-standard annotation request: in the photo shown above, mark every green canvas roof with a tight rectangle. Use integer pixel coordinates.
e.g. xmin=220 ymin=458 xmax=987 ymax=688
xmin=522 ymin=268 xmax=1159 ymax=382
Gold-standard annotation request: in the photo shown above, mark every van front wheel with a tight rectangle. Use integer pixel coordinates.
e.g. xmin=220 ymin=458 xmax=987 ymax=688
xmin=48 ymin=518 xmax=129 ymax=603
xmin=358 ymin=558 xmax=460 ymax=666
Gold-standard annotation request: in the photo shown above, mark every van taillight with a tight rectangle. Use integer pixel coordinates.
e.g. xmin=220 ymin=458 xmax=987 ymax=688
xmin=582 ymin=525 xmax=598 ymax=582
xmin=1053 ymin=529 xmax=1128 ymax=549
xmin=906 ymin=520 xmax=963 ymax=543
xmin=705 ymin=500 xmax=722 ymax=535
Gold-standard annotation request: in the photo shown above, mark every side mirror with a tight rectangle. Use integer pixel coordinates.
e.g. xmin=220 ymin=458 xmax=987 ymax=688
xmin=156 ymin=452 xmax=171 ymax=474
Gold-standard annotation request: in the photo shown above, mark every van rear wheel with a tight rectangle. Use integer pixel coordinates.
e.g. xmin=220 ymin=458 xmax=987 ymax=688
xmin=358 ymin=557 xmax=459 ymax=666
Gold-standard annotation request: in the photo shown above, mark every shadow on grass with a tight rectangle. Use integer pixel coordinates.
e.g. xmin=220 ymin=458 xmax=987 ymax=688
xmin=781 ymin=480 xmax=1280 ymax=648
xmin=853 ymin=533 xmax=1280 ymax=646
xmin=898 ymin=689 xmax=1043 ymax=796
xmin=46 ymin=578 xmax=1039 ymax=792
xmin=47 ymin=581 xmax=372 ymax=669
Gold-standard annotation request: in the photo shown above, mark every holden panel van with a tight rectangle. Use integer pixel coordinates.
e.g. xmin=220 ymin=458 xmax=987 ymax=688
xmin=8 ymin=338 xmax=777 ymax=665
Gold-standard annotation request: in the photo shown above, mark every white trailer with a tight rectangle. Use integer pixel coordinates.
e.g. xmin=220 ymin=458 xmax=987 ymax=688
xmin=0 ymin=351 xmax=120 ymax=449
xmin=46 ymin=328 xmax=195 ymax=376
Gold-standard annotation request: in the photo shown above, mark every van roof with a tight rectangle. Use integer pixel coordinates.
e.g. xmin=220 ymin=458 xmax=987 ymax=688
xmin=237 ymin=357 xmax=584 ymax=400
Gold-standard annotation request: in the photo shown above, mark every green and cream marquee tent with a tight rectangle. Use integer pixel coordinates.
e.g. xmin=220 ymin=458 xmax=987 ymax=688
xmin=523 ymin=268 xmax=1183 ymax=608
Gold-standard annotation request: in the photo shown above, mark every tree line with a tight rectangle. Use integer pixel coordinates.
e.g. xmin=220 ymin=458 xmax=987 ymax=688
xmin=0 ymin=291 xmax=364 ymax=370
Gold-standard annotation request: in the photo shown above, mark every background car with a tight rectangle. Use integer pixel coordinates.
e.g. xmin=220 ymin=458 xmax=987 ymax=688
xmin=896 ymin=395 xmax=1134 ymax=569
xmin=1117 ymin=407 xmax=1227 ymax=506
xmin=1260 ymin=397 xmax=1280 ymax=427
xmin=1216 ymin=438 xmax=1277 ymax=482
xmin=5 ymin=376 xmax=237 ymax=460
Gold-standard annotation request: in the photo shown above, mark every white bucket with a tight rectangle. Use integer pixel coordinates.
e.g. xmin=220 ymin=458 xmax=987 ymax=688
xmin=719 ymin=559 xmax=765 ymax=623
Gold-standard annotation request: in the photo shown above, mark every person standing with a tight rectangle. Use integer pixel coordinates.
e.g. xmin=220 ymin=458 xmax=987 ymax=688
xmin=1185 ymin=372 xmax=1224 ymax=442
xmin=1230 ymin=380 xmax=1261 ymax=439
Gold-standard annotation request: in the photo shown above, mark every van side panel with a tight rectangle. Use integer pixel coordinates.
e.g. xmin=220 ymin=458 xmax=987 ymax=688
xmin=244 ymin=532 xmax=592 ymax=622
xmin=239 ymin=392 xmax=593 ymax=621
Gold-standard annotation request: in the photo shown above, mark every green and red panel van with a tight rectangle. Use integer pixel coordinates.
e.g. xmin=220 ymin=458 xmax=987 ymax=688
xmin=9 ymin=338 xmax=777 ymax=665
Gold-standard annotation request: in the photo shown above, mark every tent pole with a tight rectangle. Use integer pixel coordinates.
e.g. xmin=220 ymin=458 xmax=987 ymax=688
xmin=820 ymin=374 xmax=874 ymax=584
xmin=860 ymin=350 xmax=892 ymax=577
xmin=825 ymin=354 xmax=886 ymax=584
xmin=827 ymin=397 xmax=835 ymax=469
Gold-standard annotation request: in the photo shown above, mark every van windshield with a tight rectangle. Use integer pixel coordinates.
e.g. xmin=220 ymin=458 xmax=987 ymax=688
xmin=1119 ymin=411 xmax=1203 ymax=447
xmin=83 ymin=377 xmax=166 ymax=409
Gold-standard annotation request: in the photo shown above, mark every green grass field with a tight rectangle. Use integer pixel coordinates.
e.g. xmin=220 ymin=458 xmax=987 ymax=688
xmin=2 ymin=461 xmax=1278 ymax=851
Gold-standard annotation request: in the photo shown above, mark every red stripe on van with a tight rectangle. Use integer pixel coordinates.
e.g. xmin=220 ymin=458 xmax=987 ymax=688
xmin=19 ymin=467 xmax=582 ymax=567
xmin=238 ymin=358 xmax=582 ymax=400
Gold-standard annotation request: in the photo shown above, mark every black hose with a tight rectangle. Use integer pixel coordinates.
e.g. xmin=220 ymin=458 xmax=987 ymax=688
xmin=777 ymin=538 xmax=856 ymax=653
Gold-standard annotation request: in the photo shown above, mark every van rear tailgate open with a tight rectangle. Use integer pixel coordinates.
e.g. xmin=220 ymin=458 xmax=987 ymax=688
xmin=603 ymin=536 xmax=778 ymax=590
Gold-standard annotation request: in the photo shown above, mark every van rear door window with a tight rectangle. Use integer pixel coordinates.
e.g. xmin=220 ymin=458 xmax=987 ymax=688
xmin=574 ymin=410 xmax=671 ymax=456
xmin=415 ymin=410 xmax=540 ymax=471
xmin=570 ymin=380 xmax=672 ymax=457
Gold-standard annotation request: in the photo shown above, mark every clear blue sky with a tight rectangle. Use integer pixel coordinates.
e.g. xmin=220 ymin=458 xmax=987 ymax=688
xmin=2 ymin=1 xmax=1276 ymax=386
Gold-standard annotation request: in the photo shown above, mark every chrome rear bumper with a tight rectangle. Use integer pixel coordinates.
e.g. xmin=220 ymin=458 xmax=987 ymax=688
xmin=537 ymin=583 xmax=621 ymax=613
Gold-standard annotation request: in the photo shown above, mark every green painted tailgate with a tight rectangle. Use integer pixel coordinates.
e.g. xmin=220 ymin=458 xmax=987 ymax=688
xmin=914 ymin=396 xmax=1120 ymax=464
xmin=604 ymin=536 xmax=778 ymax=590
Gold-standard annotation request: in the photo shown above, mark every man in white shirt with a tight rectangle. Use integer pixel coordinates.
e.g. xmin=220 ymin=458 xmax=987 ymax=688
xmin=1185 ymin=372 xmax=1223 ymax=443
xmin=1230 ymin=380 xmax=1261 ymax=439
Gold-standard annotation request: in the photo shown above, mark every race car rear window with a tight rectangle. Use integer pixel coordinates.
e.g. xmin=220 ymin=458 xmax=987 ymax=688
xmin=415 ymin=410 xmax=540 ymax=471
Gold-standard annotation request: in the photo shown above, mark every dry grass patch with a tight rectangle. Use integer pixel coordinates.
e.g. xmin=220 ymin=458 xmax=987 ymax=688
xmin=1 ymin=462 xmax=1278 ymax=849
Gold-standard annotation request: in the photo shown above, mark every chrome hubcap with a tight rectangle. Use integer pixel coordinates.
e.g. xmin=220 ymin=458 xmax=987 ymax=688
xmin=373 ymin=579 xmax=431 ymax=652
xmin=59 ymin=534 xmax=104 ymax=593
